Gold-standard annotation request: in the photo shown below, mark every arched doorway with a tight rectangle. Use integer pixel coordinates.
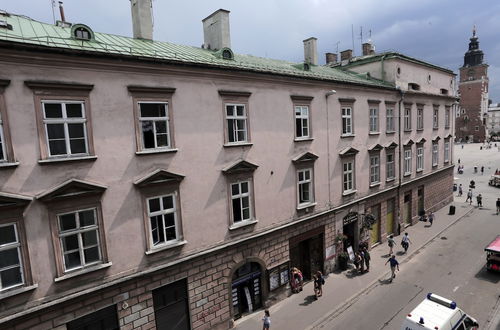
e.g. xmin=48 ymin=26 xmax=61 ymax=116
xmin=231 ymin=262 xmax=263 ymax=319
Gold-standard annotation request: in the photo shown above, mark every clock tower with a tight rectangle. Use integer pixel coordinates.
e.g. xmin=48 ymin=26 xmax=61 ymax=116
xmin=456 ymin=27 xmax=489 ymax=142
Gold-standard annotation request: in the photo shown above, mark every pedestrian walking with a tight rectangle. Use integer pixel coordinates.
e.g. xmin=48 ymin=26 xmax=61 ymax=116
xmin=313 ymin=271 xmax=324 ymax=299
xmin=477 ymin=194 xmax=483 ymax=208
xmin=466 ymin=189 xmax=473 ymax=204
xmin=353 ymin=252 xmax=361 ymax=272
xmin=385 ymin=255 xmax=399 ymax=282
xmin=401 ymin=232 xmax=411 ymax=253
xmin=359 ymin=250 xmax=365 ymax=273
xmin=387 ymin=235 xmax=395 ymax=255
xmin=458 ymin=184 xmax=463 ymax=197
xmin=363 ymin=248 xmax=371 ymax=272
xmin=496 ymin=198 xmax=500 ymax=215
xmin=428 ymin=211 xmax=434 ymax=226
xmin=262 ymin=310 xmax=271 ymax=330
xmin=458 ymin=158 xmax=461 ymax=164
xmin=481 ymin=166 xmax=484 ymax=175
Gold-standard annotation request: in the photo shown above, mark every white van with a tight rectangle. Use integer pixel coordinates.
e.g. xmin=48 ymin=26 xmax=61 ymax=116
xmin=401 ymin=293 xmax=478 ymax=330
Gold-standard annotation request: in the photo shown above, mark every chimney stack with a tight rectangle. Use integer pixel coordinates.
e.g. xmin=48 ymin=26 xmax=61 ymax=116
xmin=325 ymin=52 xmax=337 ymax=65
xmin=303 ymin=37 xmax=318 ymax=65
xmin=131 ymin=0 xmax=153 ymax=40
xmin=362 ymin=42 xmax=375 ymax=56
xmin=58 ymin=1 xmax=66 ymax=22
xmin=340 ymin=49 xmax=353 ymax=61
xmin=202 ymin=9 xmax=231 ymax=50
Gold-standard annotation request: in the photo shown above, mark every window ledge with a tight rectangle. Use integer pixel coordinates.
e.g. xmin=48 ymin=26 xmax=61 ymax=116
xmin=403 ymin=129 xmax=412 ymax=133
xmin=416 ymin=128 xmax=424 ymax=131
xmin=385 ymin=131 xmax=396 ymax=134
xmin=369 ymin=182 xmax=381 ymax=188
xmin=416 ymin=169 xmax=423 ymax=173
xmin=229 ymin=219 xmax=259 ymax=231
xmin=341 ymin=134 xmax=355 ymax=138
xmin=342 ymin=189 xmax=357 ymax=196
xmin=39 ymin=155 xmax=97 ymax=165
xmin=0 ymin=161 xmax=20 ymax=168
xmin=136 ymin=148 xmax=178 ymax=155
xmin=432 ymin=164 xmax=438 ymax=168
xmin=294 ymin=137 xmax=314 ymax=142
xmin=433 ymin=127 xmax=439 ymax=130
xmin=386 ymin=177 xmax=396 ymax=182
xmin=54 ymin=262 xmax=112 ymax=282
xmin=445 ymin=126 xmax=450 ymax=129
xmin=296 ymin=202 xmax=317 ymax=211
xmin=145 ymin=240 xmax=187 ymax=255
xmin=444 ymin=160 xmax=450 ymax=164
xmin=223 ymin=142 xmax=253 ymax=148
xmin=403 ymin=172 xmax=411 ymax=177
xmin=369 ymin=132 xmax=380 ymax=136
xmin=0 ymin=284 xmax=38 ymax=301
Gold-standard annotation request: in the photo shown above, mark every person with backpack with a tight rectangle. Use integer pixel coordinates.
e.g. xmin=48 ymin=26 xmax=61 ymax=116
xmin=313 ymin=271 xmax=324 ymax=299
xmin=428 ymin=211 xmax=434 ymax=226
xmin=401 ymin=232 xmax=411 ymax=253
xmin=262 ymin=310 xmax=271 ymax=330
xmin=387 ymin=234 xmax=395 ymax=255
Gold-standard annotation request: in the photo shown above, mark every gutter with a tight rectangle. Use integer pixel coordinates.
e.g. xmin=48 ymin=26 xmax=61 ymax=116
xmin=397 ymin=87 xmax=405 ymax=230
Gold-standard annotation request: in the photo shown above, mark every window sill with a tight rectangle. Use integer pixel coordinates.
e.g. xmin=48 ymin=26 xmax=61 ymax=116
xmin=385 ymin=131 xmax=396 ymax=135
xmin=369 ymin=182 xmax=380 ymax=188
xmin=223 ymin=142 xmax=253 ymax=148
xmin=0 ymin=284 xmax=38 ymax=301
xmin=342 ymin=189 xmax=357 ymax=196
xmin=416 ymin=128 xmax=424 ymax=132
xmin=294 ymin=137 xmax=314 ymax=142
xmin=296 ymin=202 xmax=317 ymax=211
xmin=341 ymin=134 xmax=355 ymax=138
xmin=403 ymin=172 xmax=411 ymax=177
xmin=229 ymin=219 xmax=259 ymax=231
xmin=145 ymin=240 xmax=187 ymax=255
xmin=433 ymin=127 xmax=439 ymax=130
xmin=416 ymin=169 xmax=423 ymax=173
xmin=403 ymin=129 xmax=412 ymax=133
xmin=0 ymin=161 xmax=20 ymax=168
xmin=369 ymin=132 xmax=380 ymax=136
xmin=54 ymin=262 xmax=112 ymax=282
xmin=386 ymin=177 xmax=396 ymax=182
xmin=38 ymin=155 xmax=97 ymax=165
xmin=445 ymin=126 xmax=450 ymax=129
xmin=136 ymin=148 xmax=178 ymax=155
xmin=432 ymin=164 xmax=438 ymax=168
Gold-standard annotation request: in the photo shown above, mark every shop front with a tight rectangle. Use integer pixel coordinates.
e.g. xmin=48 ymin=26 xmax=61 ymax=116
xmin=231 ymin=262 xmax=263 ymax=320
xmin=289 ymin=227 xmax=324 ymax=281
xmin=342 ymin=212 xmax=359 ymax=252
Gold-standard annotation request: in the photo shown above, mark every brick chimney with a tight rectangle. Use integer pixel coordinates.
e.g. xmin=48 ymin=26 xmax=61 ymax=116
xmin=362 ymin=42 xmax=375 ymax=56
xmin=325 ymin=52 xmax=337 ymax=65
xmin=131 ymin=0 xmax=153 ymax=40
xmin=340 ymin=49 xmax=353 ymax=61
xmin=303 ymin=37 xmax=318 ymax=65
xmin=202 ymin=9 xmax=231 ymax=50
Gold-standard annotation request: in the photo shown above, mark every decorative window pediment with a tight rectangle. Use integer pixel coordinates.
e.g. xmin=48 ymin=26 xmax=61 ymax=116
xmin=416 ymin=137 xmax=427 ymax=144
xmin=339 ymin=146 xmax=359 ymax=157
xmin=445 ymin=134 xmax=453 ymax=139
xmin=368 ymin=144 xmax=383 ymax=152
xmin=432 ymin=136 xmax=441 ymax=142
xmin=37 ymin=179 xmax=107 ymax=203
xmin=292 ymin=151 xmax=318 ymax=164
xmin=385 ymin=142 xmax=398 ymax=149
xmin=0 ymin=191 xmax=32 ymax=210
xmin=134 ymin=169 xmax=185 ymax=187
xmin=222 ymin=160 xmax=258 ymax=175
xmin=403 ymin=139 xmax=414 ymax=146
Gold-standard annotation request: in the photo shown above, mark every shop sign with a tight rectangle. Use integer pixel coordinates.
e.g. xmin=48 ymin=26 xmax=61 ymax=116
xmin=343 ymin=211 xmax=358 ymax=226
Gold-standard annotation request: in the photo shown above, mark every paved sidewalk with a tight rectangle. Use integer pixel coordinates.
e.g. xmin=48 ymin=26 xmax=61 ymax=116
xmin=235 ymin=200 xmax=473 ymax=330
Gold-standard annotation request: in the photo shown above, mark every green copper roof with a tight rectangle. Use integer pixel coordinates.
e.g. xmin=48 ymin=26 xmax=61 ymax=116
xmin=336 ymin=52 xmax=455 ymax=75
xmin=0 ymin=13 xmax=394 ymax=89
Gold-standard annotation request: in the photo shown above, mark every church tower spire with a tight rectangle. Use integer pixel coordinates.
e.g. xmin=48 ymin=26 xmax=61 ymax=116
xmin=463 ymin=25 xmax=484 ymax=67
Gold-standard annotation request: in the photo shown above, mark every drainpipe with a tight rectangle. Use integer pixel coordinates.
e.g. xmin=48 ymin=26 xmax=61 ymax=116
xmin=380 ymin=54 xmax=388 ymax=81
xmin=397 ymin=87 xmax=404 ymax=234
xmin=325 ymin=90 xmax=337 ymax=207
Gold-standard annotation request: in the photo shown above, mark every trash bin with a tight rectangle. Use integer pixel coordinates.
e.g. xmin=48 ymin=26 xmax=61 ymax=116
xmin=449 ymin=205 xmax=456 ymax=215
xmin=453 ymin=183 xmax=457 ymax=192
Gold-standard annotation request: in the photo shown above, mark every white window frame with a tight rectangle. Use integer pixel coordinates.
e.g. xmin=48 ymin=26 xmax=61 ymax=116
xmin=226 ymin=103 xmax=248 ymax=144
xmin=294 ymin=105 xmax=310 ymax=139
xmin=416 ymin=146 xmax=424 ymax=171
xmin=445 ymin=108 xmax=451 ymax=128
xmin=417 ymin=108 xmax=424 ymax=130
xmin=343 ymin=160 xmax=355 ymax=192
xmin=138 ymin=101 xmax=171 ymax=150
xmin=386 ymin=152 xmax=395 ymax=180
xmin=369 ymin=107 xmax=379 ymax=133
xmin=0 ymin=111 xmax=5 ymax=162
xmin=42 ymin=101 xmax=89 ymax=157
xmin=341 ymin=107 xmax=353 ymax=136
xmin=404 ymin=107 xmax=412 ymax=131
xmin=297 ymin=168 xmax=314 ymax=207
xmin=433 ymin=107 xmax=439 ymax=129
xmin=386 ymin=107 xmax=394 ymax=132
xmin=147 ymin=193 xmax=180 ymax=249
xmin=369 ymin=155 xmax=380 ymax=185
xmin=444 ymin=141 xmax=450 ymax=163
xmin=230 ymin=180 xmax=253 ymax=223
xmin=432 ymin=143 xmax=439 ymax=166
xmin=0 ymin=223 xmax=24 ymax=291
xmin=57 ymin=208 xmax=102 ymax=272
xmin=404 ymin=149 xmax=412 ymax=175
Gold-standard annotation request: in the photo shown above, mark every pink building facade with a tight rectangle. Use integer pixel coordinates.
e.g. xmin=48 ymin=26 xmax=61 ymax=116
xmin=0 ymin=8 xmax=455 ymax=330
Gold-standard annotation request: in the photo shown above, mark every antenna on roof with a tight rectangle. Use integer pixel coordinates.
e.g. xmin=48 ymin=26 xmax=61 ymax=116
xmin=50 ymin=0 xmax=56 ymax=24
xmin=351 ymin=24 xmax=355 ymax=55
xmin=335 ymin=41 xmax=340 ymax=56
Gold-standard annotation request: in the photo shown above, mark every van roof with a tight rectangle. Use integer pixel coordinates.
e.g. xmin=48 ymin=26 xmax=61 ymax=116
xmin=407 ymin=298 xmax=464 ymax=329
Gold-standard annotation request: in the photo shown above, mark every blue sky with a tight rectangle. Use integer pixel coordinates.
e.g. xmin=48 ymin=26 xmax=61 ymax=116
xmin=2 ymin=0 xmax=499 ymax=101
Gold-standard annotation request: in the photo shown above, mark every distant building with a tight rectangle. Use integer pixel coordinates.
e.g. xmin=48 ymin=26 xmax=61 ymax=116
xmin=486 ymin=103 xmax=500 ymax=138
xmin=0 ymin=2 xmax=455 ymax=330
xmin=456 ymin=27 xmax=489 ymax=142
